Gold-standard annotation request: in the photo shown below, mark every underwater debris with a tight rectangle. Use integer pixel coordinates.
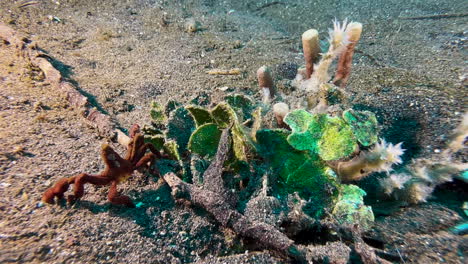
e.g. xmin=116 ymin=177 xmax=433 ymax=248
xmin=162 ymin=129 xmax=306 ymax=262
xmin=206 ymin=68 xmax=241 ymax=75
xmin=185 ymin=17 xmax=201 ymax=33
xmin=42 ymin=125 xmax=166 ymax=207
xmin=0 ymin=23 xmax=120 ymax=138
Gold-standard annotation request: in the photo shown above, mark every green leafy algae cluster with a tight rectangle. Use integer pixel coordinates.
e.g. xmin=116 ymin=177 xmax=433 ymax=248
xmin=143 ymin=95 xmax=380 ymax=228
xmin=284 ymin=109 xmax=378 ymax=161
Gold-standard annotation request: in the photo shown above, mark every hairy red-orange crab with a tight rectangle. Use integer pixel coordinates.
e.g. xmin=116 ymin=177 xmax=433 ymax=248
xmin=42 ymin=124 xmax=163 ymax=207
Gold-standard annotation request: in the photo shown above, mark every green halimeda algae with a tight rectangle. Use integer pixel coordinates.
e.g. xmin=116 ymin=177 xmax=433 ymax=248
xmin=332 ymin=184 xmax=374 ymax=230
xmin=284 ymin=110 xmax=357 ymax=161
xmin=186 ymin=105 xmax=214 ymax=127
xmin=166 ymin=107 xmax=195 ymax=153
xmin=343 ymin=109 xmax=379 ymax=146
xmin=188 ymin=123 xmax=222 ymax=158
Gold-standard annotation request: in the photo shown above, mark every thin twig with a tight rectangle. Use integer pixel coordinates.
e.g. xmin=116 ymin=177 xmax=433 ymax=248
xmin=399 ymin=13 xmax=468 ymax=20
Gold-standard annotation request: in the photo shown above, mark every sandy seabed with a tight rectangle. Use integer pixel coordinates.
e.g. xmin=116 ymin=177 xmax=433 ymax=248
xmin=0 ymin=0 xmax=466 ymax=263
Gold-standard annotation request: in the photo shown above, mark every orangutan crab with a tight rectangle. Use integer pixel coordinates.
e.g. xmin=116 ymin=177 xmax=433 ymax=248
xmin=42 ymin=124 xmax=163 ymax=207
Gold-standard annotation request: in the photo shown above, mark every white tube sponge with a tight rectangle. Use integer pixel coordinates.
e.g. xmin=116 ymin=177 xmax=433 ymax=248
xmin=302 ymin=29 xmax=320 ymax=79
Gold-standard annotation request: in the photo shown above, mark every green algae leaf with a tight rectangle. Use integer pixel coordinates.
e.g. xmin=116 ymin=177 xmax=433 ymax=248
xmin=284 ymin=110 xmax=325 ymax=153
xmin=188 ymin=123 xmax=222 ymax=158
xmin=150 ymin=101 xmax=167 ymax=124
xmin=145 ymin=134 xmax=165 ymax=151
xmin=225 ymin=94 xmax=255 ymax=121
xmin=166 ymin=107 xmax=196 ymax=153
xmin=318 ymin=116 xmax=357 ymax=161
xmin=343 ymin=109 xmax=379 ymax=146
xmin=231 ymin=123 xmax=248 ymax=161
xmin=332 ymin=184 xmax=374 ymax=230
xmin=284 ymin=109 xmax=315 ymax=133
xmin=163 ymin=140 xmax=181 ymax=161
xmin=186 ymin=105 xmax=214 ymax=127
xmin=256 ymin=128 xmax=340 ymax=218
xmin=284 ymin=110 xmax=357 ymax=161
xmin=211 ymin=102 xmax=238 ymax=128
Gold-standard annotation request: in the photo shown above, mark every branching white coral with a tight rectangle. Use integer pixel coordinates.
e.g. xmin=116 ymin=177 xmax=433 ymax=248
xmin=379 ymin=159 xmax=467 ymax=204
xmin=367 ymin=139 xmax=405 ymax=173
xmin=379 ymin=173 xmax=412 ymax=195
xmin=328 ymin=18 xmax=350 ymax=52
xmin=312 ymin=19 xmax=350 ymax=86
xmin=405 ymin=182 xmax=434 ymax=204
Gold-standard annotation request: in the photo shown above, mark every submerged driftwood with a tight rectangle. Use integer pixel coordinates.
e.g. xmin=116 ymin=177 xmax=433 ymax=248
xmin=163 ymin=129 xmax=306 ymax=262
xmin=0 ymin=23 xmax=117 ymax=138
xmin=162 ymin=128 xmax=392 ymax=263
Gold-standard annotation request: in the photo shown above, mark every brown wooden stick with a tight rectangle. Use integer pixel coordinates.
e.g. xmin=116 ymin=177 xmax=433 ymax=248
xmin=162 ymin=129 xmax=306 ymax=262
xmin=399 ymin=13 xmax=468 ymax=20
xmin=163 ymin=172 xmax=305 ymax=261
xmin=0 ymin=22 xmax=119 ymax=138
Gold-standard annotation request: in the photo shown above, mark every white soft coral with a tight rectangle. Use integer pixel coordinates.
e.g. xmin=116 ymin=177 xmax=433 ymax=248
xmin=379 ymin=173 xmax=412 ymax=195
xmin=367 ymin=139 xmax=405 ymax=173
xmin=308 ymin=19 xmax=352 ymax=88
xmin=328 ymin=18 xmax=350 ymax=53
xmin=337 ymin=138 xmax=405 ymax=181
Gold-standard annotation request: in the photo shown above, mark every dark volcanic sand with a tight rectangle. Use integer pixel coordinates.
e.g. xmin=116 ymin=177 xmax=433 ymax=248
xmin=0 ymin=0 xmax=466 ymax=263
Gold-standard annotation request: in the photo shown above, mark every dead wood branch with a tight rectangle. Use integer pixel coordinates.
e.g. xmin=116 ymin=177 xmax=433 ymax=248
xmin=399 ymin=13 xmax=468 ymax=20
xmin=163 ymin=129 xmax=306 ymax=262
xmin=0 ymin=23 xmax=120 ymax=138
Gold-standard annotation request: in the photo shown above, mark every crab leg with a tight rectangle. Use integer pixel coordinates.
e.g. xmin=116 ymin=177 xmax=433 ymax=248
xmin=42 ymin=177 xmax=75 ymax=204
xmin=108 ymin=181 xmax=135 ymax=207
xmin=68 ymin=173 xmax=112 ymax=203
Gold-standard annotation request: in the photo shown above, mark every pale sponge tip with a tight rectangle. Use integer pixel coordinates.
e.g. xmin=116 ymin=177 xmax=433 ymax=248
xmin=302 ymin=29 xmax=321 ymax=79
xmin=302 ymin=29 xmax=319 ymax=42
xmin=257 ymin=65 xmax=275 ymax=103
xmin=272 ymin=102 xmax=290 ymax=126
xmin=345 ymin=22 xmax=362 ymax=43
xmin=302 ymin=29 xmax=320 ymax=56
